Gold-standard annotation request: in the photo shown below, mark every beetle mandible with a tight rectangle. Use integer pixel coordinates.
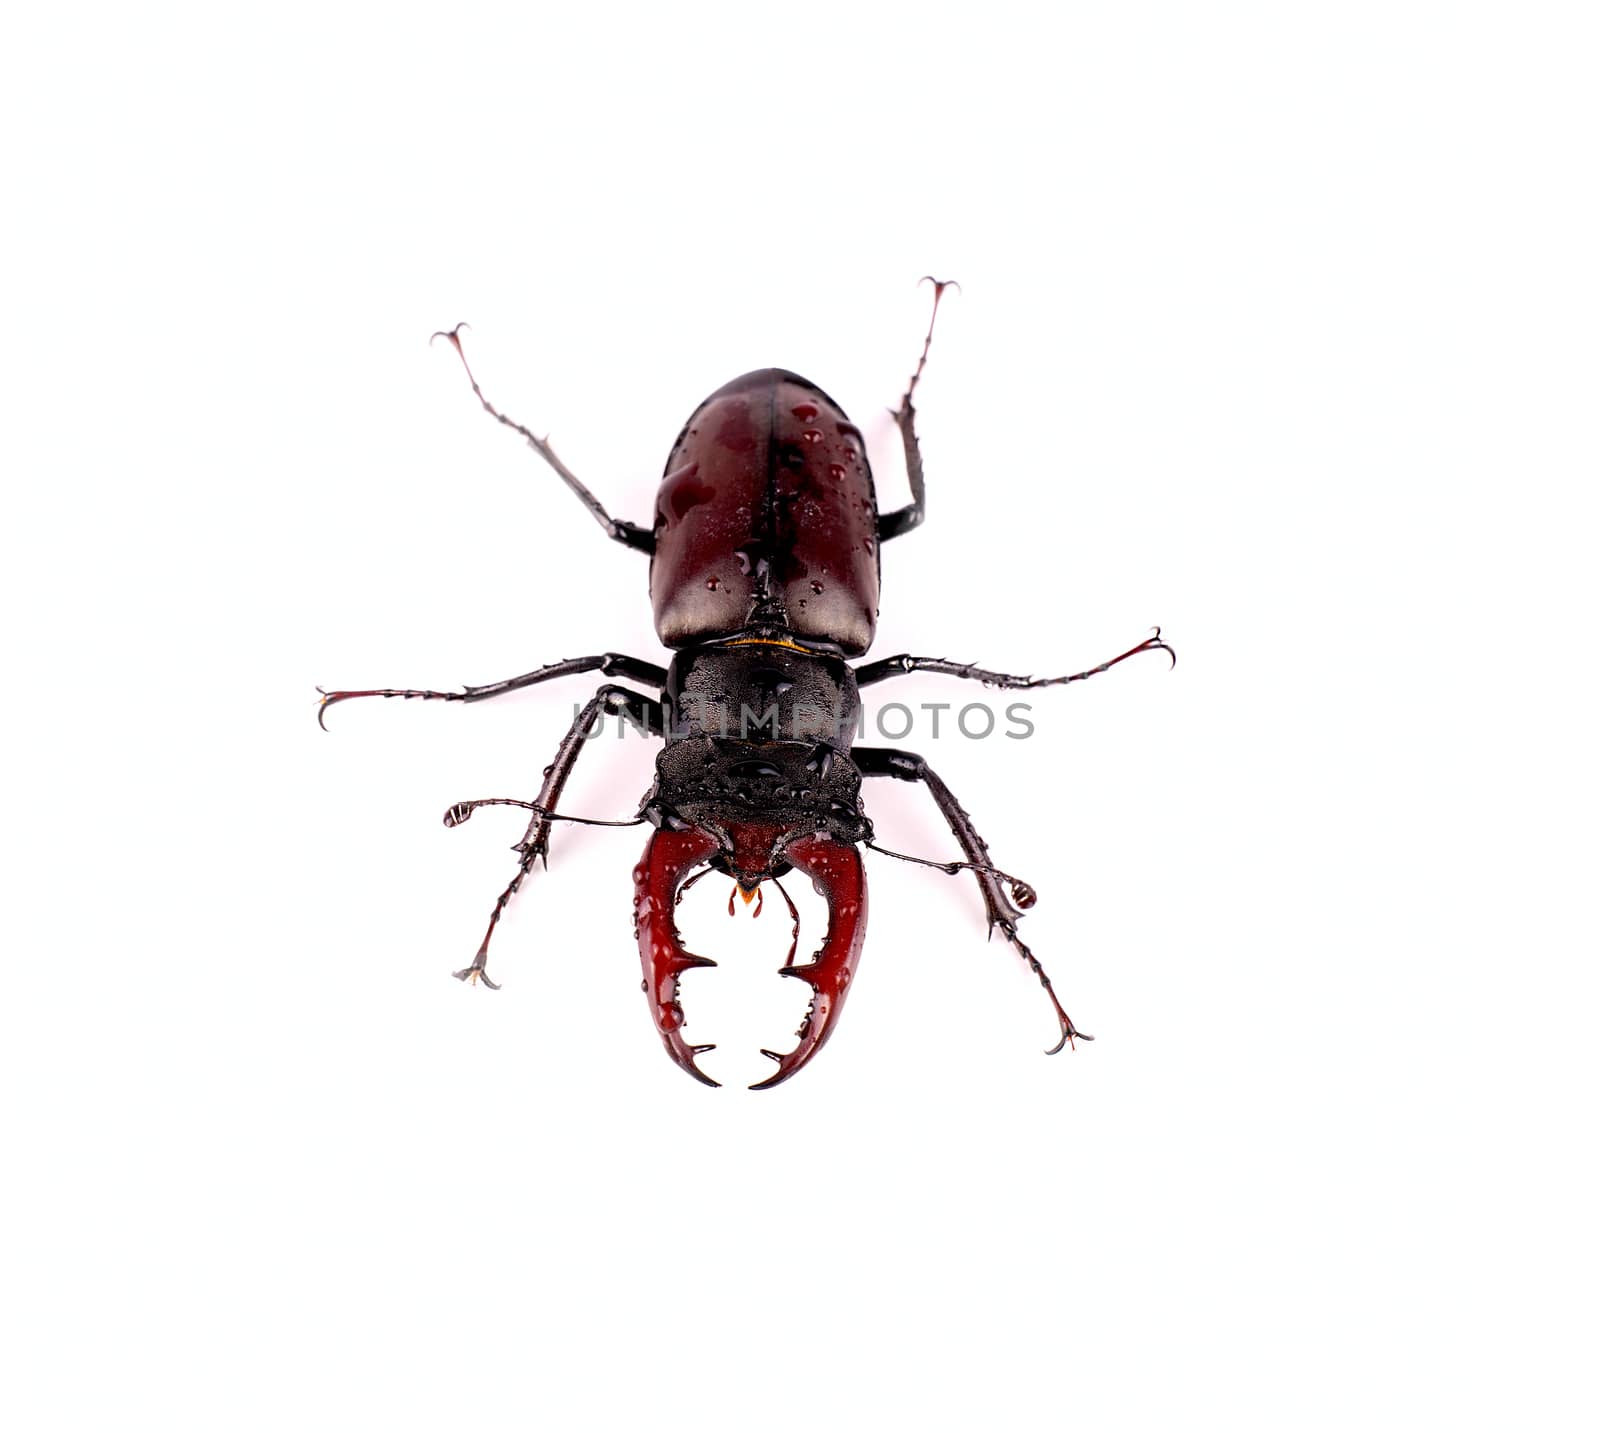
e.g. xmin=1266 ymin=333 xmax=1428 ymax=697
xmin=319 ymin=280 xmax=1174 ymax=1087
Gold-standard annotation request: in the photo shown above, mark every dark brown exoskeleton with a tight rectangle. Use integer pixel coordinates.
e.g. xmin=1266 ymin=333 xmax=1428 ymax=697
xmin=319 ymin=281 xmax=1173 ymax=1087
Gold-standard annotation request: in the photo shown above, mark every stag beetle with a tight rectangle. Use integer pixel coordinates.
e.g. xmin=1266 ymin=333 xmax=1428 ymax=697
xmin=319 ymin=281 xmax=1173 ymax=1087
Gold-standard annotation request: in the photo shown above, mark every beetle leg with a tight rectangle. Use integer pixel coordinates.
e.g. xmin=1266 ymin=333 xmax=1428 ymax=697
xmin=432 ymin=324 xmax=656 ymax=554
xmin=316 ymin=652 xmax=667 ymax=729
xmin=634 ymin=827 xmax=723 ymax=1086
xmin=853 ymin=628 xmax=1175 ymax=690
xmin=750 ymin=835 xmax=869 ymax=1091
xmin=854 ymin=746 xmax=1092 ymax=1054
xmin=878 ymin=276 xmax=958 ymax=543
xmin=452 ymin=684 xmax=663 ymax=989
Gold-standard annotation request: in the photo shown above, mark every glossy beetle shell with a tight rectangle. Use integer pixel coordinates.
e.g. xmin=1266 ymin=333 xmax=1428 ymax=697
xmin=649 ymin=369 xmax=881 ymax=655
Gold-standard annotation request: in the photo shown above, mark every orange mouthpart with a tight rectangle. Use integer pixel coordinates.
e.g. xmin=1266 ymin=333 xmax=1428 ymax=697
xmin=728 ymin=882 xmax=765 ymax=917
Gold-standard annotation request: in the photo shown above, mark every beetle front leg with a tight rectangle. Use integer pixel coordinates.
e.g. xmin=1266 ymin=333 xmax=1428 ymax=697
xmin=452 ymin=684 xmax=663 ymax=988
xmin=854 ymin=745 xmax=1091 ymax=1054
xmin=316 ymin=652 xmax=667 ymax=728
xmin=854 ymin=629 xmax=1174 ymax=691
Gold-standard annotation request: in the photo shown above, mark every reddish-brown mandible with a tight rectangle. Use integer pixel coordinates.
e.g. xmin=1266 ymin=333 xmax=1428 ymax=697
xmin=633 ymin=826 xmax=867 ymax=1088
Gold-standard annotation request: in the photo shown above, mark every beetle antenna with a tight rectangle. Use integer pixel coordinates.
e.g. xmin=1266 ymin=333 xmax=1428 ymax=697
xmin=442 ymin=798 xmax=644 ymax=830
xmin=674 ymin=866 xmax=717 ymax=906
xmin=770 ymin=875 xmax=802 ymax=966
xmin=864 ymin=838 xmax=1037 ymax=910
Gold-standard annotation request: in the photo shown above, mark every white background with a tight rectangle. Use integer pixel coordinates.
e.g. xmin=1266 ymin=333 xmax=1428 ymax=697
xmin=4 ymin=3 xmax=1596 ymax=1429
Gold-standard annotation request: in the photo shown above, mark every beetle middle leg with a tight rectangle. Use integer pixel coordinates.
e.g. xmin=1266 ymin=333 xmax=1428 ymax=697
xmin=853 ymin=629 xmax=1174 ymax=691
xmin=854 ymin=745 xmax=1091 ymax=1053
xmin=316 ymin=652 xmax=667 ymax=729
xmin=451 ymin=683 xmax=664 ymax=988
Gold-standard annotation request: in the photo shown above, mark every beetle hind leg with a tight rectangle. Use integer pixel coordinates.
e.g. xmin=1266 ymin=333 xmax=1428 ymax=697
xmin=432 ymin=324 xmax=655 ymax=553
xmin=878 ymin=276 xmax=958 ymax=544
